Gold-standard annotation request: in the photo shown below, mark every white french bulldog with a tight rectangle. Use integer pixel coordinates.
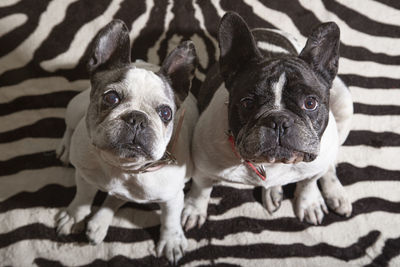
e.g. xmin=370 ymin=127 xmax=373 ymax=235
xmin=55 ymin=20 xmax=199 ymax=264
xmin=182 ymin=12 xmax=353 ymax=230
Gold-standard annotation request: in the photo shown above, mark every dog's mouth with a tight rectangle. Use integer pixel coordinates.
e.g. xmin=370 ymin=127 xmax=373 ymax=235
xmin=240 ymin=145 xmax=318 ymax=164
xmin=248 ymin=150 xmax=317 ymax=164
xmin=236 ymin=130 xmax=319 ymax=165
xmin=94 ymin=142 xmax=162 ymax=171
xmin=92 ymin=141 xmax=153 ymax=160
xmin=117 ymin=143 xmax=152 ymax=159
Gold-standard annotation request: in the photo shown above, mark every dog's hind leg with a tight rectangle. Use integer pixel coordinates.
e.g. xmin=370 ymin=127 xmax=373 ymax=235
xmin=56 ymin=89 xmax=90 ymax=165
xmin=56 ymin=127 xmax=73 ymax=165
xmin=330 ymin=77 xmax=353 ymax=145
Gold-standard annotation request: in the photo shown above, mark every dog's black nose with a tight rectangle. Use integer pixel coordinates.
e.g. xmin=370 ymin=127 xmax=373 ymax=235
xmin=264 ymin=113 xmax=294 ymax=136
xmin=122 ymin=111 xmax=149 ymax=130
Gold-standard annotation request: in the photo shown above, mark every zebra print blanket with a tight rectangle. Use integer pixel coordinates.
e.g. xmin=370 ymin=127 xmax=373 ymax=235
xmin=1 ymin=0 xmax=399 ymax=266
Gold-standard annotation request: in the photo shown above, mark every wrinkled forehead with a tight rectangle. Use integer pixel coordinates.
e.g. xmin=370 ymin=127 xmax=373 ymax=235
xmin=121 ymin=67 xmax=173 ymax=103
xmin=92 ymin=66 xmax=175 ymax=106
xmin=249 ymin=58 xmax=327 ymax=97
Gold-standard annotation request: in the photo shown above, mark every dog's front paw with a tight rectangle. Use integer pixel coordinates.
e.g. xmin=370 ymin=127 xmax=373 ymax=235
xmin=56 ymin=210 xmax=85 ymax=235
xmin=181 ymin=199 xmax=207 ymax=231
xmin=86 ymin=217 xmax=110 ymax=245
xmin=323 ymin=186 xmax=352 ymax=217
xmin=157 ymin=229 xmax=188 ymax=264
xmin=262 ymin=186 xmax=283 ymax=214
xmin=295 ymin=190 xmax=328 ymax=225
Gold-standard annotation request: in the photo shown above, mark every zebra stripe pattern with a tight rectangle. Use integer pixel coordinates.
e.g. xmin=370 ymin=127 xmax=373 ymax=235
xmin=1 ymin=0 xmax=399 ymax=266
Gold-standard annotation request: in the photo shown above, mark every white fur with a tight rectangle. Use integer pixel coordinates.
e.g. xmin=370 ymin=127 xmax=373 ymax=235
xmin=294 ymin=177 xmax=328 ymax=225
xmin=56 ymin=62 xmax=199 ymax=263
xmin=272 ymin=73 xmax=286 ymax=110
xmin=330 ymin=77 xmax=353 ymax=145
xmin=56 ymin=89 xmax=90 ymax=165
xmin=262 ymin=185 xmax=283 ymax=214
xmin=319 ymin=164 xmax=352 ymax=216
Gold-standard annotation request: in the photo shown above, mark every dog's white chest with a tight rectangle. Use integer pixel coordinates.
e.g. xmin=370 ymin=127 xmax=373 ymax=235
xmin=218 ymin=159 xmax=328 ymax=188
xmin=74 ymin=155 xmax=187 ymax=203
xmin=103 ymin=176 xmax=134 ymax=201
xmin=96 ymin=168 xmax=185 ymax=203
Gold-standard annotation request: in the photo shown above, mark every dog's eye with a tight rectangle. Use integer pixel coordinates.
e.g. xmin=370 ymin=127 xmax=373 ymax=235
xmin=303 ymin=96 xmax=318 ymax=111
xmin=241 ymin=97 xmax=255 ymax=110
xmin=103 ymin=91 xmax=120 ymax=106
xmin=158 ymin=105 xmax=172 ymax=123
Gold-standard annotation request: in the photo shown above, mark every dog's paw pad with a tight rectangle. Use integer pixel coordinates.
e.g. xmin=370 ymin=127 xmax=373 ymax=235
xmin=181 ymin=202 xmax=207 ymax=231
xmin=295 ymin=194 xmax=328 ymax=225
xmin=262 ymin=186 xmax=283 ymax=214
xmin=86 ymin=219 xmax=109 ymax=245
xmin=157 ymin=230 xmax=187 ymax=264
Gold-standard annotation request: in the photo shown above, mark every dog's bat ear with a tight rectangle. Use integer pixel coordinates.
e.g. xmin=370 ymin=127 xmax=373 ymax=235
xmin=160 ymin=40 xmax=198 ymax=105
xmin=218 ymin=12 xmax=262 ymax=86
xmin=299 ymin=22 xmax=340 ymax=88
xmin=87 ymin=20 xmax=131 ymax=75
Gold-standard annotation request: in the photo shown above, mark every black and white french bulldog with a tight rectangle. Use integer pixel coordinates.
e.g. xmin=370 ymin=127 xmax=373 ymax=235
xmin=182 ymin=12 xmax=353 ymax=229
xmin=55 ymin=20 xmax=199 ymax=263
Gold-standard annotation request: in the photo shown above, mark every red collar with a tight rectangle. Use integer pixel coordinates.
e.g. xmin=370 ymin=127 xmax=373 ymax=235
xmin=227 ymin=133 xmax=267 ymax=181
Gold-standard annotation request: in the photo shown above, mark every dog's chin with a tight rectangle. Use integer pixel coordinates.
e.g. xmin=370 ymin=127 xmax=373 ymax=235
xmin=117 ymin=143 xmax=153 ymax=159
xmin=93 ymin=143 xmax=162 ymax=169
xmin=240 ymin=147 xmax=318 ymax=165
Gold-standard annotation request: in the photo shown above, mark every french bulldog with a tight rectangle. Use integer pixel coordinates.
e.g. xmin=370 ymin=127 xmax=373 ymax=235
xmin=55 ymin=20 xmax=199 ymax=264
xmin=182 ymin=12 xmax=353 ymax=229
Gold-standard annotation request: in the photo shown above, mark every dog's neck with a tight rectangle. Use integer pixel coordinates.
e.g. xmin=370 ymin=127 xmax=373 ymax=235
xmin=226 ymin=130 xmax=267 ymax=181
